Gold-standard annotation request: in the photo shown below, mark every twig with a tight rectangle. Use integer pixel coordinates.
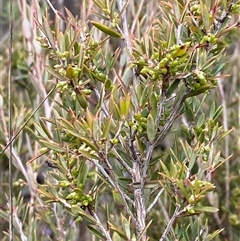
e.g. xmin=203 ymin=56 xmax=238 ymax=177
xmin=90 ymin=158 xmax=116 ymax=187
xmin=88 ymin=206 xmax=113 ymax=241
xmin=129 ymin=128 xmax=141 ymax=162
xmin=218 ymin=77 xmax=230 ymax=212
xmin=46 ymin=0 xmax=60 ymax=17
xmin=154 ymin=89 xmax=190 ymax=145
xmin=0 ymin=86 xmax=56 ymax=156
xmin=143 ymin=89 xmax=189 ymax=190
xmin=8 ymin=0 xmax=13 ymax=239
xmin=12 ymin=207 xmax=27 ymax=241
xmin=53 ymin=203 xmax=66 ymax=240
xmin=155 ymin=89 xmax=167 ymax=127
xmin=116 ymin=0 xmax=140 ymax=86
xmin=90 ymin=158 xmax=134 ymax=206
xmin=159 ymin=204 xmax=186 ymax=241
xmin=142 ymin=90 xmax=167 ymax=181
xmin=130 ymin=0 xmax=145 ymax=34
xmin=101 ymin=155 xmax=136 ymax=222
xmin=93 ymin=87 xmax=109 ymax=117
xmin=146 ymin=188 xmax=164 ymax=214
xmin=116 ymin=0 xmax=132 ymax=56
xmin=112 ymin=148 xmax=132 ymax=174
xmin=4 ymin=148 xmax=31 ymax=188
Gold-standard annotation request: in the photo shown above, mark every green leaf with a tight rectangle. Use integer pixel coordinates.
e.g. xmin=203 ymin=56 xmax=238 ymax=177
xmin=87 ymin=225 xmax=106 ymax=240
xmin=78 ymin=148 xmax=99 ymax=160
xmin=91 ymin=21 xmax=122 ymax=38
xmin=37 ymin=188 xmax=57 ymax=200
xmin=42 ymin=17 xmax=55 ymax=47
xmin=205 ymin=229 xmax=224 ymax=241
xmin=136 ymin=135 xmax=146 ymax=154
xmin=102 ymin=116 xmax=112 ymax=139
xmin=109 ymin=47 xmax=121 ymax=70
xmin=147 ymin=113 xmax=156 ymax=143
xmin=186 ymin=85 xmax=212 ymax=98
xmin=140 ymin=85 xmax=151 ymax=108
xmin=111 ymin=100 xmax=121 ymax=120
xmin=44 ymin=65 xmax=69 ymax=82
xmin=92 ymin=0 xmax=107 ymax=9
xmin=34 ymin=123 xmax=50 ymax=140
xmin=58 ymin=118 xmax=75 ymax=131
xmin=176 ymin=179 xmax=190 ymax=200
xmin=209 ymin=102 xmax=216 ymax=119
xmin=119 ymin=94 xmax=131 ymax=117
xmin=184 ymin=101 xmax=194 ymax=122
xmin=64 ymin=129 xmax=98 ymax=152
xmin=149 ymin=93 xmax=158 ymax=120
xmin=196 ymin=113 xmax=205 ymax=128
xmin=39 ymin=139 xmax=66 ymax=152
xmin=77 ymin=94 xmax=88 ymax=109
xmin=159 ymin=161 xmax=171 ymax=178
xmin=39 ymin=118 xmax=52 ymax=139
xmin=24 ymin=125 xmax=41 ymax=141
xmin=213 ymin=106 xmax=223 ymax=121
xmin=78 ymin=208 xmax=97 ymax=225
xmin=180 ymin=124 xmax=190 ymax=138
xmin=200 ymin=3 xmax=210 ymax=30
xmin=193 ymin=206 xmax=219 ymax=213
xmin=135 ymin=83 xmax=143 ymax=103
xmin=77 ymin=159 xmax=89 ymax=185
xmin=166 ymin=79 xmax=181 ymax=97
xmin=108 ymin=221 xmax=128 ymax=239
xmin=219 ymin=129 xmax=232 ymax=140
xmin=85 ymin=108 xmax=93 ymax=129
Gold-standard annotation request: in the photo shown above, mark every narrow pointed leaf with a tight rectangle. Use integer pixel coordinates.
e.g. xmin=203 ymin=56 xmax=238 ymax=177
xmin=186 ymin=85 xmax=212 ymax=98
xmin=42 ymin=17 xmax=55 ymax=47
xmin=34 ymin=123 xmax=50 ymax=140
xmin=147 ymin=113 xmax=156 ymax=143
xmin=44 ymin=65 xmax=69 ymax=82
xmin=87 ymin=225 xmax=106 ymax=240
xmin=39 ymin=139 xmax=65 ymax=152
xmin=193 ymin=206 xmax=219 ymax=213
xmin=91 ymin=21 xmax=122 ymax=38
xmin=39 ymin=118 xmax=52 ymax=139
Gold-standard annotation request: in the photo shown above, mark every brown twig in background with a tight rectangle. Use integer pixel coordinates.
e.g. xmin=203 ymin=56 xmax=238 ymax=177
xmin=8 ymin=0 xmax=13 ymax=239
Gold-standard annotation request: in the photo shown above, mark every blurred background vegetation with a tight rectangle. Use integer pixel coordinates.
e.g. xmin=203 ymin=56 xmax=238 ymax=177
xmin=0 ymin=0 xmax=240 ymax=240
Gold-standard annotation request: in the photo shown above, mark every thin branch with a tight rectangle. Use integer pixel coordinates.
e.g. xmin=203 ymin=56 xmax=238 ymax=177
xmin=159 ymin=204 xmax=187 ymax=241
xmin=116 ymin=0 xmax=140 ymax=86
xmin=129 ymin=128 xmax=141 ymax=162
xmin=8 ymin=0 xmax=13 ymax=239
xmin=146 ymin=188 xmax=164 ymax=214
xmin=111 ymin=147 xmax=132 ymax=174
xmin=12 ymin=207 xmax=27 ymax=241
xmin=46 ymin=0 xmax=60 ymax=17
xmin=5 ymin=148 xmax=32 ymax=188
xmin=90 ymin=158 xmax=134 ymax=206
xmin=143 ymin=89 xmax=189 ymax=184
xmin=101 ymin=155 xmax=136 ymax=222
xmin=154 ymin=89 xmax=190 ymax=145
xmin=130 ymin=0 xmax=145 ymax=34
xmin=155 ymin=89 xmax=167 ymax=127
xmin=218 ymin=77 xmax=230 ymax=211
xmin=53 ymin=203 xmax=66 ymax=240
xmin=94 ymin=87 xmax=109 ymax=117
xmin=116 ymin=0 xmax=132 ymax=55
xmin=88 ymin=206 xmax=113 ymax=241
xmin=142 ymin=90 xmax=166 ymax=181
xmin=91 ymin=158 xmax=116 ymax=187
xmin=0 ymin=86 xmax=56 ymax=156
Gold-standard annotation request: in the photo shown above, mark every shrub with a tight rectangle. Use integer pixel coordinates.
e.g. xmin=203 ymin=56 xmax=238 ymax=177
xmin=1 ymin=0 xmax=240 ymax=240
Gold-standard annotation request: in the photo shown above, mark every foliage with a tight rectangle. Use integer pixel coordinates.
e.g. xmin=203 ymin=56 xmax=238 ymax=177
xmin=0 ymin=0 xmax=240 ymax=240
